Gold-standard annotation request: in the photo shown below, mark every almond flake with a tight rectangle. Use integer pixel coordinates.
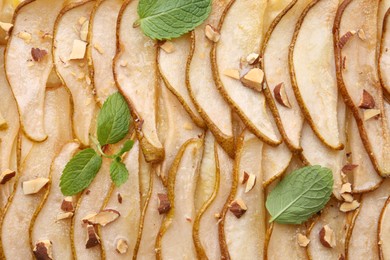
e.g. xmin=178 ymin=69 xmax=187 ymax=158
xmin=274 ymin=82 xmax=291 ymax=108
xmin=56 ymin=212 xmax=74 ymax=221
xmin=364 ymin=109 xmax=381 ymax=121
xmin=246 ymin=53 xmax=260 ymax=65
xmin=93 ymin=43 xmax=104 ymax=54
xmin=223 ymin=69 xmax=240 ymax=80
xmin=69 ymin=39 xmax=87 ymax=60
xmin=341 ymin=193 xmax=354 ymax=203
xmin=244 ymin=173 xmax=256 ymax=193
xmin=340 ymin=183 xmax=352 ymax=194
xmin=205 ymin=24 xmax=220 ymax=43
xmin=22 ymin=178 xmax=49 ymax=195
xmin=340 ymin=200 xmax=360 ymax=212
xmin=83 ymin=209 xmax=120 ymax=226
xmin=240 ymin=68 xmax=264 ymax=92
xmin=0 ymin=169 xmax=15 ymax=184
xmin=242 ymin=171 xmax=250 ymax=184
xmin=0 ymin=21 xmax=13 ymax=33
xmin=358 ymin=90 xmax=375 ymax=109
xmin=160 ymin=41 xmax=175 ymax=53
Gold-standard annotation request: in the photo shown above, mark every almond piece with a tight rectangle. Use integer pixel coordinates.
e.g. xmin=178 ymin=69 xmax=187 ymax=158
xmin=244 ymin=173 xmax=256 ymax=193
xmin=240 ymin=68 xmax=264 ymax=92
xmin=31 ymin=48 xmax=48 ymax=62
xmin=357 ymin=29 xmax=366 ymax=40
xmin=85 ymin=225 xmax=100 ymax=249
xmin=205 ymin=24 xmax=220 ymax=43
xmin=83 ymin=209 xmax=120 ymax=227
xmin=69 ymin=39 xmax=87 ymax=60
xmin=117 ymin=193 xmax=123 ymax=204
xmin=341 ymin=193 xmax=354 ymax=203
xmin=160 ymin=41 xmax=175 ymax=53
xmin=0 ymin=112 xmax=7 ymax=130
xmin=116 ymin=239 xmax=128 ymax=254
xmin=0 ymin=169 xmax=15 ymax=184
xmin=17 ymin=31 xmax=32 ymax=43
xmin=338 ymin=30 xmax=356 ymax=49
xmin=56 ymin=212 xmax=74 ymax=221
xmin=61 ymin=196 xmax=75 ymax=212
xmin=340 ymin=200 xmax=360 ymax=212
xmin=246 ymin=53 xmax=260 ymax=65
xmin=241 ymin=171 xmax=250 ymax=184
xmin=358 ymin=90 xmax=375 ymax=109
xmin=93 ymin=43 xmax=104 ymax=54
xmin=340 ymin=182 xmax=352 ymax=194
xmin=22 ymin=178 xmax=49 ymax=195
xmin=297 ymin=233 xmax=310 ymax=247
xmin=157 ymin=193 xmax=171 ymax=215
xmin=364 ymin=109 xmax=381 ymax=121
xmin=223 ymin=69 xmax=240 ymax=80
xmin=229 ymin=198 xmax=247 ymax=218
xmin=319 ymin=225 xmax=336 ymax=248
xmin=78 ymin=16 xmax=87 ymax=25
xmin=273 ymin=82 xmax=291 ymax=108
xmin=341 ymin=164 xmax=358 ymax=174
xmin=33 ymin=240 xmax=53 ymax=260
xmin=0 ymin=22 xmax=13 ymax=33
xmin=79 ymin=21 xmax=89 ymax=41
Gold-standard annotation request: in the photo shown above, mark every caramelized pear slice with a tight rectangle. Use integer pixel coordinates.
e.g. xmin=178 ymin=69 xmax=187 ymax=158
xmin=212 ymin=0 xmax=281 ymax=145
xmin=53 ymin=0 xmax=97 ymax=146
xmin=156 ymin=138 xmax=203 ymax=259
xmin=379 ymin=5 xmax=390 ymax=96
xmin=30 ymin=141 xmax=79 ymax=260
xmin=347 ymin=179 xmax=390 ymax=259
xmin=290 ymin=0 xmax=343 ymax=150
xmin=186 ymin=0 xmax=234 ymax=157
xmin=1 ymin=87 xmax=72 ymax=259
xmin=262 ymin=143 xmax=292 ymax=187
xmin=100 ymin=141 xmax=140 ymax=259
xmin=88 ymin=0 xmax=121 ymax=105
xmin=379 ymin=196 xmax=390 ymax=259
xmin=262 ymin=0 xmax=310 ymax=151
xmin=114 ymin=0 xmax=163 ymax=163
xmin=5 ymin=0 xmax=65 ymax=141
xmin=335 ymin=0 xmax=390 ymax=176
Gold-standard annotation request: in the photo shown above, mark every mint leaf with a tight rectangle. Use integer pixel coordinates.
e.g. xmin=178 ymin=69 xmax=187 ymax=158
xmin=110 ymin=159 xmax=129 ymax=187
xmin=97 ymin=92 xmax=131 ymax=146
xmin=137 ymin=0 xmax=212 ymax=40
xmin=266 ymin=165 xmax=333 ymax=224
xmin=60 ymin=149 xmax=102 ymax=196
xmin=115 ymin=140 xmax=134 ymax=159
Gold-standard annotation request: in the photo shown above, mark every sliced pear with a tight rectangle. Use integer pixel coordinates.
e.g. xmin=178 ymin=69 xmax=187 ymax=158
xmin=379 ymin=3 xmax=390 ymax=96
xmin=379 ymin=196 xmax=390 ymax=259
xmin=347 ymin=179 xmax=390 ymax=259
xmin=0 ymin=0 xmax=19 ymax=45
xmin=193 ymin=132 xmax=233 ymax=259
xmin=262 ymin=0 xmax=295 ymax=33
xmin=156 ymin=138 xmax=203 ymax=259
xmin=5 ymin=0 xmax=65 ymax=141
xmin=335 ymin=0 xmax=390 ymax=176
xmin=114 ymin=0 xmax=163 ymax=163
xmin=158 ymin=34 xmax=205 ymax=129
xmin=0 ymin=46 xmax=19 ymax=209
xmin=30 ymin=141 xmax=79 ymax=260
xmin=100 ymin=141 xmax=140 ymax=259
xmin=307 ymin=199 xmax=350 ymax=260
xmin=262 ymin=143 xmax=292 ymax=187
xmin=211 ymin=0 xmax=281 ymax=145
xmin=223 ymin=130 xmax=265 ymax=259
xmin=290 ymin=0 xmax=343 ymax=150
xmin=88 ymin=0 xmax=121 ymax=105
xmin=1 ymin=87 xmax=72 ymax=259
xmin=53 ymin=0 xmax=97 ymax=146
xmin=262 ymin=0 xmax=309 ymax=152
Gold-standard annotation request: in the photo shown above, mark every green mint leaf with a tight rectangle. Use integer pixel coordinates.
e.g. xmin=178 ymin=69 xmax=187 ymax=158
xmin=137 ymin=0 xmax=212 ymax=40
xmin=97 ymin=92 xmax=131 ymax=146
xmin=110 ymin=159 xmax=129 ymax=187
xmin=115 ymin=140 xmax=134 ymax=159
xmin=60 ymin=149 xmax=102 ymax=196
xmin=266 ymin=165 xmax=333 ymax=225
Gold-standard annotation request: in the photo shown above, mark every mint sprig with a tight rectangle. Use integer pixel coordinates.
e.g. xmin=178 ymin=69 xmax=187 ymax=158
xmin=266 ymin=165 xmax=333 ymax=224
xmin=136 ymin=0 xmax=212 ymax=40
xmin=60 ymin=92 xmax=134 ymax=196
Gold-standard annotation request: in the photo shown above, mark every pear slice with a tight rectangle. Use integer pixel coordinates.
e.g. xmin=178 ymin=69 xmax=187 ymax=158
xmin=30 ymin=141 xmax=80 ymax=260
xmin=5 ymin=0 xmax=65 ymax=142
xmin=156 ymin=138 xmax=203 ymax=259
xmin=88 ymin=0 xmax=121 ymax=105
xmin=347 ymin=179 xmax=390 ymax=259
xmin=0 ymin=86 xmax=73 ymax=259
xmin=187 ymin=0 xmax=234 ymax=158
xmin=290 ymin=0 xmax=343 ymax=150
xmin=262 ymin=0 xmax=296 ymax=33
xmin=193 ymin=131 xmax=233 ymax=259
xmin=262 ymin=0 xmax=311 ymax=151
xmin=379 ymin=4 xmax=390 ymax=96
xmin=262 ymin=143 xmax=292 ymax=187
xmin=114 ymin=0 xmax=163 ymax=163
xmin=158 ymin=34 xmax=205 ymax=129
xmin=307 ymin=199 xmax=350 ymax=260
xmin=0 ymin=0 xmax=18 ymax=45
xmin=379 ymin=196 xmax=390 ymax=259
xmin=211 ymin=0 xmax=281 ymax=146
xmin=335 ymin=0 xmax=390 ymax=176
xmin=0 ymin=46 xmax=20 ymax=208
xmin=223 ymin=130 xmax=265 ymax=259
xmin=53 ymin=0 xmax=97 ymax=146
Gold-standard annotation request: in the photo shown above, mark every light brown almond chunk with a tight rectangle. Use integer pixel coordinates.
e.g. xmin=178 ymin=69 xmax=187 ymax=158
xmin=340 ymin=200 xmax=360 ymax=212
xmin=69 ymin=39 xmax=87 ymax=60
xmin=83 ymin=209 xmax=120 ymax=227
xmin=297 ymin=233 xmax=310 ymax=247
xmin=229 ymin=198 xmax=247 ymax=218
xmin=17 ymin=31 xmax=31 ymax=43
xmin=244 ymin=173 xmax=256 ymax=193
xmin=246 ymin=53 xmax=260 ymax=65
xmin=160 ymin=41 xmax=175 ymax=53
xmin=56 ymin=212 xmax=74 ymax=221
xmin=273 ymin=82 xmax=291 ymax=108
xmin=0 ymin=22 xmax=13 ymax=33
xmin=358 ymin=90 xmax=375 ymax=109
xmin=116 ymin=239 xmax=128 ymax=254
xmin=157 ymin=193 xmax=171 ymax=215
xmin=61 ymin=196 xmax=75 ymax=212
xmin=340 ymin=183 xmax=352 ymax=194
xmin=363 ymin=109 xmax=381 ymax=121
xmin=205 ymin=24 xmax=220 ymax=42
xmin=22 ymin=178 xmax=49 ymax=195
xmin=240 ymin=68 xmax=264 ymax=92
xmin=357 ymin=29 xmax=366 ymax=40
xmin=341 ymin=193 xmax=354 ymax=203
xmin=0 ymin=169 xmax=15 ymax=184
xmin=223 ymin=69 xmax=240 ymax=80
xmin=33 ymin=240 xmax=53 ymax=260
xmin=85 ymin=225 xmax=100 ymax=249
xmin=319 ymin=225 xmax=336 ymax=248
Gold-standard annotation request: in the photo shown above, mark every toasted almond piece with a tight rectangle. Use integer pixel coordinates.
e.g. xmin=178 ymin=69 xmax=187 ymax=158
xmin=116 ymin=239 xmax=128 ymax=254
xmin=229 ymin=198 xmax=247 ymax=218
xmin=357 ymin=29 xmax=366 ymax=40
xmin=338 ymin=30 xmax=356 ymax=49
xmin=244 ymin=173 xmax=256 ymax=193
xmin=69 ymin=39 xmax=87 ymax=60
xmin=340 ymin=200 xmax=360 ymax=212
xmin=56 ymin=212 xmax=74 ymax=221
xmin=31 ymin=48 xmax=48 ymax=62
xmin=0 ymin=169 xmax=15 ymax=184
xmin=157 ymin=193 xmax=171 ymax=215
xmin=297 ymin=233 xmax=310 ymax=247
xmin=83 ymin=209 xmax=120 ymax=227
xmin=17 ymin=31 xmax=31 ymax=43
xmin=319 ymin=225 xmax=336 ymax=248
xmin=340 ymin=183 xmax=352 ymax=194
xmin=246 ymin=53 xmax=260 ymax=65
xmin=205 ymin=24 xmax=220 ymax=42
xmin=0 ymin=21 xmax=13 ymax=33
xmin=242 ymin=171 xmax=250 ymax=184
xmin=363 ymin=109 xmax=381 ymax=121
xmin=273 ymin=82 xmax=291 ymax=108
xmin=61 ymin=196 xmax=75 ymax=212
xmin=223 ymin=69 xmax=240 ymax=80
xmin=79 ymin=20 xmax=89 ymax=41
xmin=358 ymin=90 xmax=375 ymax=109
xmin=85 ymin=225 xmax=100 ymax=249
xmin=160 ymin=41 xmax=175 ymax=53
xmin=341 ymin=193 xmax=354 ymax=202
xmin=22 ymin=178 xmax=49 ymax=195
xmin=0 ymin=111 xmax=7 ymax=130
xmin=240 ymin=68 xmax=264 ymax=92
xmin=33 ymin=240 xmax=53 ymax=260
xmin=117 ymin=193 xmax=122 ymax=204
xmin=93 ymin=43 xmax=104 ymax=54
xmin=341 ymin=163 xmax=358 ymax=174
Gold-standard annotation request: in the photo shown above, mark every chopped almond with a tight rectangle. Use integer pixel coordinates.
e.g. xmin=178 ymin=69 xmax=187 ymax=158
xmin=229 ymin=198 xmax=247 ymax=218
xmin=274 ymin=82 xmax=291 ymax=108
xmin=340 ymin=183 xmax=352 ymax=194
xmin=340 ymin=200 xmax=360 ymax=212
xmin=31 ymin=48 xmax=48 ymax=62
xmin=83 ymin=209 xmax=120 ymax=227
xmin=116 ymin=239 xmax=128 ymax=254
xmin=157 ymin=193 xmax=171 ymax=215
xmin=85 ymin=225 xmax=100 ymax=249
xmin=297 ymin=233 xmax=310 ymax=247
xmin=319 ymin=225 xmax=336 ymax=248
xmin=358 ymin=90 xmax=375 ymax=109
xmin=160 ymin=41 xmax=175 ymax=53
xmin=242 ymin=171 xmax=250 ymax=184
xmin=244 ymin=173 xmax=256 ymax=193
xmin=338 ymin=30 xmax=356 ymax=49
xmin=61 ymin=196 xmax=75 ymax=212
xmin=246 ymin=53 xmax=260 ymax=65
xmin=33 ymin=240 xmax=53 ymax=260
xmin=17 ymin=31 xmax=32 ymax=43
xmin=0 ymin=169 xmax=15 ymax=184
xmin=0 ymin=22 xmax=13 ymax=33
xmin=69 ymin=39 xmax=87 ymax=60
xmin=357 ymin=29 xmax=366 ymax=40
xmin=223 ymin=69 xmax=240 ymax=80
xmin=22 ymin=178 xmax=49 ymax=195
xmin=240 ymin=68 xmax=264 ymax=92
xmin=364 ymin=109 xmax=381 ymax=121
xmin=341 ymin=193 xmax=354 ymax=203
xmin=205 ymin=24 xmax=220 ymax=43
xmin=56 ymin=212 xmax=74 ymax=221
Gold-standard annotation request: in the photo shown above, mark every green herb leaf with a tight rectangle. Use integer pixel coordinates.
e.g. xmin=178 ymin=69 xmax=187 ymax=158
xmin=115 ymin=140 xmax=134 ymax=159
xmin=110 ymin=159 xmax=129 ymax=187
xmin=266 ymin=165 xmax=333 ymax=224
xmin=137 ymin=0 xmax=212 ymax=40
xmin=60 ymin=149 xmax=102 ymax=196
xmin=97 ymin=92 xmax=131 ymax=146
